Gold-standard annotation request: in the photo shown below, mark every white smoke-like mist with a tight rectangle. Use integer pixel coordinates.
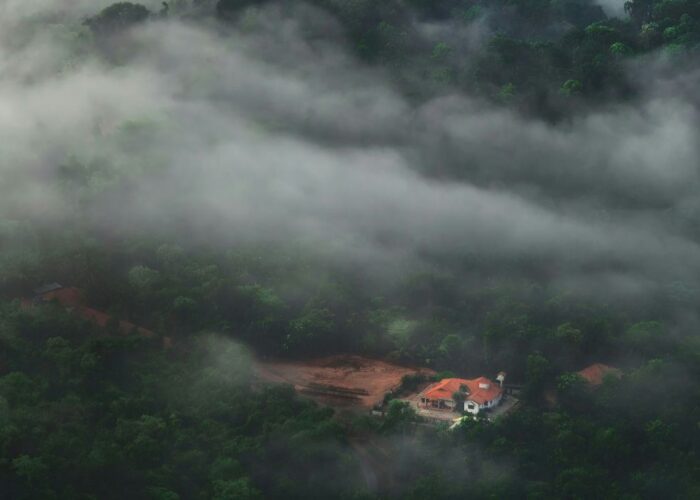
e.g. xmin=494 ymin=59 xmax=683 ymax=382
xmin=2 ymin=2 xmax=700 ymax=306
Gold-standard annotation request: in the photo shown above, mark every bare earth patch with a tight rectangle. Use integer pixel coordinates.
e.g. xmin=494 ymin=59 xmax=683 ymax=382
xmin=255 ymin=355 xmax=434 ymax=409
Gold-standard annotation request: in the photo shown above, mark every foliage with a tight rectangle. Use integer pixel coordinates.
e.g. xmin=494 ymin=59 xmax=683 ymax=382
xmin=85 ymin=3 xmax=152 ymax=35
xmin=381 ymin=400 xmax=421 ymax=433
xmin=0 ymin=304 xmax=363 ymax=499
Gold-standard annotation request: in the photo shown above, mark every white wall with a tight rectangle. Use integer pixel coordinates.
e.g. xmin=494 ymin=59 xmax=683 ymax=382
xmin=464 ymin=393 xmax=503 ymax=414
xmin=464 ymin=401 xmax=479 ymax=415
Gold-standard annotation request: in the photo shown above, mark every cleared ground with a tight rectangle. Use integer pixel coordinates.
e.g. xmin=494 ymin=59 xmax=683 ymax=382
xmin=255 ymin=354 xmax=434 ymax=409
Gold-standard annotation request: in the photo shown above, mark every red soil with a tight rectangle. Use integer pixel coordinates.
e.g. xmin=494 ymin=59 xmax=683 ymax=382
xmin=41 ymin=287 xmax=155 ymax=338
xmin=255 ymin=355 xmax=434 ymax=409
xmin=577 ymin=363 xmax=622 ymax=386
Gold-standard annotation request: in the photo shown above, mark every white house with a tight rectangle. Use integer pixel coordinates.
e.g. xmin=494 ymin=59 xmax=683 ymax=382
xmin=418 ymin=376 xmax=504 ymax=415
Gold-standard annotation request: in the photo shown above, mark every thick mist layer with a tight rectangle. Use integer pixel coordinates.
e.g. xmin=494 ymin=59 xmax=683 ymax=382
xmin=2 ymin=2 xmax=699 ymax=304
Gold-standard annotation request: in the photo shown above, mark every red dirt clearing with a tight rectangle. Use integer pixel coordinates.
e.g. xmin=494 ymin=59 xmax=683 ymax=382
xmin=255 ymin=355 xmax=434 ymax=409
xmin=41 ymin=288 xmax=155 ymax=338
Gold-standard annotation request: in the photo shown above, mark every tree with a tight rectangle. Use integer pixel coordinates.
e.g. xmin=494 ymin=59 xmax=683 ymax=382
xmin=0 ymin=372 xmax=43 ymax=406
xmin=172 ymin=295 xmax=197 ymax=321
xmin=212 ymin=478 xmax=262 ymax=500
xmin=452 ymin=390 xmax=466 ymax=409
xmin=438 ymin=333 xmax=464 ymax=369
xmin=128 ymin=265 xmax=160 ymax=290
xmin=555 ymin=323 xmax=584 ymax=345
xmin=147 ymin=487 xmax=180 ymax=500
xmin=610 ymin=42 xmax=633 ymax=56
xmin=555 ymin=466 xmax=607 ymax=498
xmin=525 ymin=352 xmax=552 ymax=400
xmin=432 ymin=42 xmax=452 ymax=60
xmin=498 ymin=83 xmax=516 ymax=103
xmin=12 ymin=455 xmax=48 ymax=485
xmin=560 ymin=79 xmax=583 ymax=96
xmin=217 ymin=0 xmax=267 ymax=18
xmin=624 ymin=0 xmax=654 ymax=26
xmin=43 ymin=337 xmax=74 ymax=381
xmin=284 ymin=306 xmax=335 ymax=353
xmin=85 ymin=3 xmax=151 ymax=35
xmin=556 ymin=373 xmax=589 ymax=410
xmin=382 ymin=400 xmax=419 ymax=433
xmin=623 ymin=321 xmax=665 ymax=355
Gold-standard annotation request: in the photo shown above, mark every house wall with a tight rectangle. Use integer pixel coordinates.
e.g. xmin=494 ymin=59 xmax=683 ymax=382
xmin=420 ymin=397 xmax=456 ymax=410
xmin=464 ymin=393 xmax=503 ymax=415
xmin=483 ymin=393 xmax=503 ymax=408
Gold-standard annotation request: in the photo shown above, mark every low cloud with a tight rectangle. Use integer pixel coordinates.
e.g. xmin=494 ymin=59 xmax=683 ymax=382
xmin=1 ymin=3 xmax=700 ymax=307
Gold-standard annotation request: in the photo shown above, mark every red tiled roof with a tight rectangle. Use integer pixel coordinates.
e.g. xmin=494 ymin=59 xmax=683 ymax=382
xmin=421 ymin=377 xmax=502 ymax=405
xmin=577 ymin=363 xmax=621 ymax=386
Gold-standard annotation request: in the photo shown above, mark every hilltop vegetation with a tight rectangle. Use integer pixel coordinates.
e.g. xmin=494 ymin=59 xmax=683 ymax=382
xmin=219 ymin=0 xmax=700 ymax=116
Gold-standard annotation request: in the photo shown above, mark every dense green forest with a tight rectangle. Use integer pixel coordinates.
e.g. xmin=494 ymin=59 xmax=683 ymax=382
xmin=2 ymin=0 xmax=700 ymax=498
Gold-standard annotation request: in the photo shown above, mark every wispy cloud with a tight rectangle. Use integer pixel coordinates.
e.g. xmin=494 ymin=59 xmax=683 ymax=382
xmin=2 ymin=3 xmax=699 ymax=307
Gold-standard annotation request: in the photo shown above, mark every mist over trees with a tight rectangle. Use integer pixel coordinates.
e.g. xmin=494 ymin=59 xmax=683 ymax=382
xmin=2 ymin=0 xmax=700 ymax=498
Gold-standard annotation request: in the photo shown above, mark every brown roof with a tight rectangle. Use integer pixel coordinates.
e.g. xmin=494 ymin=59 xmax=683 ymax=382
xmin=577 ymin=363 xmax=621 ymax=386
xmin=421 ymin=377 xmax=502 ymax=405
